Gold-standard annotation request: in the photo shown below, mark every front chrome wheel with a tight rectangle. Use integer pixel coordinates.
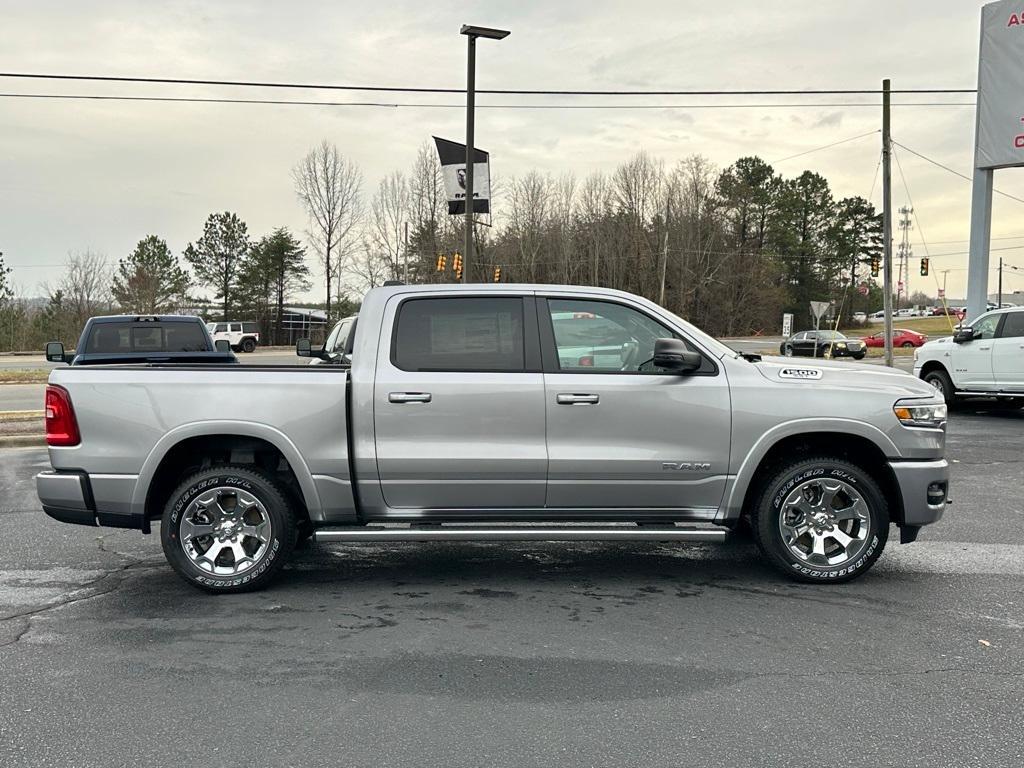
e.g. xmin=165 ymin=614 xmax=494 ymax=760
xmin=179 ymin=487 xmax=272 ymax=576
xmin=778 ymin=477 xmax=871 ymax=567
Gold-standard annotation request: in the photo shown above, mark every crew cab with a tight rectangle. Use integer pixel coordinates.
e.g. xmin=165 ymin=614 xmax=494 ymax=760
xmin=914 ymin=306 xmax=1024 ymax=406
xmin=37 ymin=284 xmax=950 ymax=592
xmin=46 ymin=315 xmax=237 ymax=366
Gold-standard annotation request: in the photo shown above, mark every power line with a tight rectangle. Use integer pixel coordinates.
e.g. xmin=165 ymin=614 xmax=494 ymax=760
xmin=0 ymin=71 xmax=980 ymax=96
xmin=772 ymin=130 xmax=879 ymax=164
xmin=892 ymin=140 xmax=1024 ymax=206
xmin=0 ymin=92 xmax=978 ymax=109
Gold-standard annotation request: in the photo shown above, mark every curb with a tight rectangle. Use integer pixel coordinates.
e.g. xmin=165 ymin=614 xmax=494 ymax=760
xmin=0 ymin=410 xmax=44 ymax=422
xmin=0 ymin=434 xmax=46 ymax=448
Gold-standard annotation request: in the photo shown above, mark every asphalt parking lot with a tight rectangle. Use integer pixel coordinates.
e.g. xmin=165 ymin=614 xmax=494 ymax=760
xmin=1 ymin=406 xmax=1022 ymax=767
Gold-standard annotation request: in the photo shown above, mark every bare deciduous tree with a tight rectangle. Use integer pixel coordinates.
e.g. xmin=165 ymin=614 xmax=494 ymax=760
xmin=293 ymin=141 xmax=363 ymax=319
xmin=369 ymin=171 xmax=410 ymax=281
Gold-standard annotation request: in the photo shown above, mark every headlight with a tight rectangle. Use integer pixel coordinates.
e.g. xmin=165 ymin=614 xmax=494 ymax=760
xmin=893 ymin=400 xmax=947 ymax=428
xmin=835 ymin=342 xmax=847 ymax=348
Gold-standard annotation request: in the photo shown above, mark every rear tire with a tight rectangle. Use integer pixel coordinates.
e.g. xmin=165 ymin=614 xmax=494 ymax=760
xmin=160 ymin=466 xmax=297 ymax=593
xmin=901 ymin=341 xmax=914 ymax=348
xmin=923 ymin=368 xmax=955 ymax=405
xmin=751 ymin=457 xmax=889 ymax=583
xmin=241 ymin=338 xmax=257 ymax=353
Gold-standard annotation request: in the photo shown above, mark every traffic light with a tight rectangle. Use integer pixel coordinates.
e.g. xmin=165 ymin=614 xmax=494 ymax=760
xmin=493 ymin=266 xmax=502 ymax=283
xmin=435 ymin=253 xmax=447 ymax=272
xmin=920 ymin=257 xmax=929 ymax=276
xmin=870 ymin=256 xmax=880 ymax=277
xmin=453 ymin=252 xmax=463 ymax=281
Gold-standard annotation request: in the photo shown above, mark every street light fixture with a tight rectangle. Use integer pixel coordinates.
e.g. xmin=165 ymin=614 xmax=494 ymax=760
xmin=460 ymin=23 xmax=509 ymax=282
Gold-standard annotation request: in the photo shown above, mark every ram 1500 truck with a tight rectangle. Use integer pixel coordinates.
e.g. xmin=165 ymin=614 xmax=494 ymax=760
xmin=37 ymin=284 xmax=950 ymax=592
xmin=914 ymin=306 xmax=1024 ymax=406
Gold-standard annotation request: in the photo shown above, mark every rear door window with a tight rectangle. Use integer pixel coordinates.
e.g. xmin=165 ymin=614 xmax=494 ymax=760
xmin=393 ymin=297 xmax=525 ymax=372
xmin=998 ymin=312 xmax=1024 ymax=338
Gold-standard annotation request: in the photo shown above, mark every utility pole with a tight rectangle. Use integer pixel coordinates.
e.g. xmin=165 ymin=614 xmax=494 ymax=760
xmin=881 ymin=79 xmax=894 ymax=368
xmin=659 ymin=198 xmax=670 ymax=306
xmin=403 ymin=221 xmax=409 ymax=283
xmin=998 ymin=256 xmax=1003 ymax=306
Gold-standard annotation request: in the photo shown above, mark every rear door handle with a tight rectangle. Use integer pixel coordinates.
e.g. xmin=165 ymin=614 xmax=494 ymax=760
xmin=389 ymin=392 xmax=432 ymax=403
xmin=556 ymin=393 xmax=599 ymax=405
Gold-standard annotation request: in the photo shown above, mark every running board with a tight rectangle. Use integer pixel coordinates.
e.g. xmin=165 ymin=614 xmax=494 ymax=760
xmin=313 ymin=524 xmax=729 ymax=543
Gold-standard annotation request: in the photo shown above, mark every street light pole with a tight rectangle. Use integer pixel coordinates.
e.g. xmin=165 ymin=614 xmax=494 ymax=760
xmin=463 ymin=34 xmax=476 ymax=283
xmin=460 ymin=24 xmax=509 ymax=283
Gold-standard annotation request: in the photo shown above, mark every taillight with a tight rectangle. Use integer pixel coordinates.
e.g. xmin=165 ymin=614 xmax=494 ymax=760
xmin=578 ymin=355 xmax=594 ymax=367
xmin=45 ymin=385 xmax=80 ymax=446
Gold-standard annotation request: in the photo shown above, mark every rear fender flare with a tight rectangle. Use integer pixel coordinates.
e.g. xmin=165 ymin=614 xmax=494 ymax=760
xmin=130 ymin=420 xmax=321 ymax=519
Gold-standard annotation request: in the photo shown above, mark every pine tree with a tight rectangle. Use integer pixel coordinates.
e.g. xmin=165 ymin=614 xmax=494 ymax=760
xmin=111 ymin=236 xmax=190 ymax=314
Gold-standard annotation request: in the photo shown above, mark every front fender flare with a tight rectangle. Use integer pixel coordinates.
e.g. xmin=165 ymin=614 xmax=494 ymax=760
xmin=720 ymin=418 xmax=900 ymax=523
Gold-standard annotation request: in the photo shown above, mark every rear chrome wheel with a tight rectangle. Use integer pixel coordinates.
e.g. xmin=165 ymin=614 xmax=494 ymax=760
xmin=179 ymin=487 xmax=272 ymax=576
xmin=161 ymin=466 xmax=297 ymax=592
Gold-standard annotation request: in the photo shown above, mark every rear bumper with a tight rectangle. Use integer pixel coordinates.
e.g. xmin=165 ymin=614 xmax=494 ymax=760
xmin=888 ymin=458 xmax=950 ymax=527
xmin=37 ymin=470 xmax=146 ymax=531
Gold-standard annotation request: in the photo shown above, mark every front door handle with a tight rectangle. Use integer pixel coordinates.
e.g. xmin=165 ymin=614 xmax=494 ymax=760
xmin=556 ymin=393 xmax=600 ymax=405
xmin=389 ymin=392 xmax=432 ymax=404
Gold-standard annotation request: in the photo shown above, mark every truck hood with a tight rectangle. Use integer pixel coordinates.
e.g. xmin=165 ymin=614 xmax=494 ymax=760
xmin=751 ymin=355 xmax=938 ymax=398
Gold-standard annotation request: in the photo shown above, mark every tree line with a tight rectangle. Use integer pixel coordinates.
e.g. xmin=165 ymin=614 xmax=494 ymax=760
xmin=0 ymin=140 xmax=900 ymax=352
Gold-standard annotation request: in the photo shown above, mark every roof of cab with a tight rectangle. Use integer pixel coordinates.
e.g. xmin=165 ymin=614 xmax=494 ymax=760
xmin=87 ymin=315 xmax=204 ymax=324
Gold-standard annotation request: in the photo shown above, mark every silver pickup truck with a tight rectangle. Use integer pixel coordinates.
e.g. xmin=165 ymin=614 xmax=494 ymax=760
xmin=37 ymin=283 xmax=950 ymax=592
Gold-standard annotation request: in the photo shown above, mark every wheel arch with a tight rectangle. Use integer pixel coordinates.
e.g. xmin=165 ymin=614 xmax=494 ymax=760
xmin=722 ymin=422 xmax=903 ymax=525
xmin=918 ymin=359 xmax=950 ymax=379
xmin=132 ymin=421 xmax=321 ymax=526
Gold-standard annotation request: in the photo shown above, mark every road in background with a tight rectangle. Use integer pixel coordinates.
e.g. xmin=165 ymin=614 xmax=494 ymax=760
xmin=1 ymin=407 xmax=1022 ymax=767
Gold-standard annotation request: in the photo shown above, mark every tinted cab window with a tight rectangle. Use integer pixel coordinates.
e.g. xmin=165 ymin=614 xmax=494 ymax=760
xmin=394 ymin=297 xmax=525 ymax=372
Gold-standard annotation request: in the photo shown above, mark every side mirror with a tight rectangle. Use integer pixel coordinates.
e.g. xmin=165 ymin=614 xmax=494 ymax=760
xmin=296 ymin=338 xmax=312 ymax=357
xmin=45 ymin=341 xmax=67 ymax=364
xmin=652 ymin=338 xmax=702 ymax=373
xmin=953 ymin=327 xmax=975 ymax=344
xmin=214 ymin=339 xmax=231 ymax=353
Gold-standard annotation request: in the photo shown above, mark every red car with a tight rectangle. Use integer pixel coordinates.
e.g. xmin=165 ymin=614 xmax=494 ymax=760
xmin=861 ymin=328 xmax=928 ymax=348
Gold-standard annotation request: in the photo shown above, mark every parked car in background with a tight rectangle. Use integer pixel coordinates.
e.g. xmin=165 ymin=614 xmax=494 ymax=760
xmin=207 ymin=321 xmax=260 ymax=353
xmin=862 ymin=328 xmax=928 ymax=349
xmin=851 ymin=311 xmax=868 ymax=324
xmin=298 ymin=315 xmax=357 ymax=366
xmin=46 ymin=315 xmax=237 ymax=366
xmin=37 ymin=282 xmax=949 ymax=591
xmin=780 ymin=330 xmax=866 ymax=359
xmin=931 ymin=306 xmax=966 ymax=320
xmin=914 ymin=306 xmax=1024 ymax=406
xmin=868 ymin=310 xmax=886 ymax=322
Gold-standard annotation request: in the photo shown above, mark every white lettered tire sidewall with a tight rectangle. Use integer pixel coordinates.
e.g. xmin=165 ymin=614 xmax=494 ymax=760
xmin=753 ymin=458 xmax=889 ymax=583
xmin=160 ymin=466 xmax=297 ymax=593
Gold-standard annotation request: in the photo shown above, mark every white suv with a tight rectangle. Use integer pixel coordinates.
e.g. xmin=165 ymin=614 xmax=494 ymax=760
xmin=914 ymin=307 xmax=1024 ymax=405
xmin=206 ymin=321 xmax=260 ymax=353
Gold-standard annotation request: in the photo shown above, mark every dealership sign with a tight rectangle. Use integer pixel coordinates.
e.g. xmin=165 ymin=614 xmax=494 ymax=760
xmin=433 ymin=136 xmax=491 ymax=215
xmin=976 ymin=0 xmax=1024 ymax=169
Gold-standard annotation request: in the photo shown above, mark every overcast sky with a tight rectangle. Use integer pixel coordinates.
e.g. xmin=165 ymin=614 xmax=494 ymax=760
xmin=2 ymin=0 xmax=1023 ymax=302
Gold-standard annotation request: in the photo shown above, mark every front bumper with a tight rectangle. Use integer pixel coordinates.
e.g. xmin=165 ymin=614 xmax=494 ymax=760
xmin=888 ymin=458 xmax=950 ymax=527
xmin=36 ymin=471 xmax=145 ymax=531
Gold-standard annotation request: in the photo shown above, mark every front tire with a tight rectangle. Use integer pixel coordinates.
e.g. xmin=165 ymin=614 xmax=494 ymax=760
xmin=751 ymin=457 xmax=889 ymax=583
xmin=783 ymin=345 xmax=794 ymax=357
xmin=160 ymin=466 xmax=297 ymax=592
xmin=923 ymin=368 xmax=955 ymax=405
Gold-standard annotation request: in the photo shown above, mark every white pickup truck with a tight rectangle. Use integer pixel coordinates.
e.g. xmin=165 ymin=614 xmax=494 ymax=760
xmin=914 ymin=306 xmax=1024 ymax=405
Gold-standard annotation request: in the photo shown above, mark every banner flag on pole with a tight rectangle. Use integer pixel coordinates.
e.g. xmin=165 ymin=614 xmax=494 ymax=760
xmin=433 ymin=136 xmax=491 ymax=215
